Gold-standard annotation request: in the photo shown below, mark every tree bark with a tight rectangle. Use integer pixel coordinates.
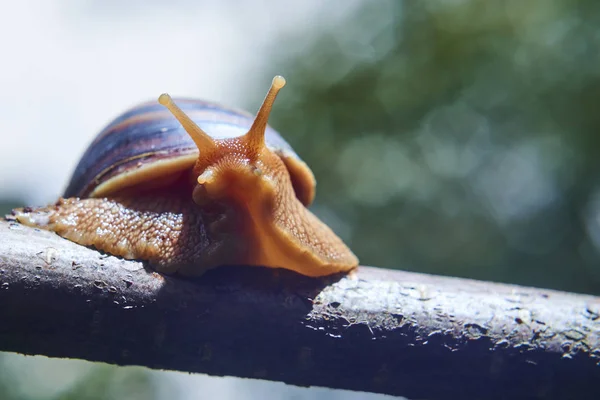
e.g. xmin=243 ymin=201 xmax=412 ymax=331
xmin=0 ymin=220 xmax=598 ymax=399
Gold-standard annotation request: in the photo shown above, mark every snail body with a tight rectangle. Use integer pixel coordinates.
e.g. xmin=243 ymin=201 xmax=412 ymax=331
xmin=13 ymin=76 xmax=358 ymax=277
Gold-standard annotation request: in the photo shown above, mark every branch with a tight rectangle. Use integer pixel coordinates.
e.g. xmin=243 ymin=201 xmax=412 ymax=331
xmin=0 ymin=220 xmax=598 ymax=400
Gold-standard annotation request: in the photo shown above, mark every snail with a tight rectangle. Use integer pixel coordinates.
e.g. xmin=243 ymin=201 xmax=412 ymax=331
xmin=10 ymin=76 xmax=358 ymax=277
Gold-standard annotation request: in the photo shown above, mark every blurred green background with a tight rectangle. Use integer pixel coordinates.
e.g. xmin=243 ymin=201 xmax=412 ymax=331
xmin=265 ymin=0 xmax=600 ymax=294
xmin=1 ymin=0 xmax=599 ymax=399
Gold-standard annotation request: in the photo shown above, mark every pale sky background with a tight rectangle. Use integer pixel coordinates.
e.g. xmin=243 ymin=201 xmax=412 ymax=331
xmin=0 ymin=1 xmax=395 ymax=399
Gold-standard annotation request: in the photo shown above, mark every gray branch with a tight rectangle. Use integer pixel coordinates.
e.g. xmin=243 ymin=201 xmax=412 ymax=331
xmin=0 ymin=220 xmax=598 ymax=400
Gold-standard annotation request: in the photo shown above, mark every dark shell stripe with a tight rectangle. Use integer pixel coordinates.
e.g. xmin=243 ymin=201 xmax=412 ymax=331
xmin=97 ymin=98 xmax=254 ymax=138
xmin=64 ymin=98 xmax=299 ymax=198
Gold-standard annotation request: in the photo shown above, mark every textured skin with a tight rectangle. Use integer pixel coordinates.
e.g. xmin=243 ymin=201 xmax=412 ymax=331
xmin=14 ymin=186 xmax=246 ymax=275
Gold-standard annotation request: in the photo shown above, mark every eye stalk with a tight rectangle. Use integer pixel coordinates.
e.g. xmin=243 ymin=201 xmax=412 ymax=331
xmin=246 ymin=75 xmax=286 ymax=151
xmin=159 ymin=75 xmax=286 ymax=159
xmin=158 ymin=93 xmax=217 ymax=153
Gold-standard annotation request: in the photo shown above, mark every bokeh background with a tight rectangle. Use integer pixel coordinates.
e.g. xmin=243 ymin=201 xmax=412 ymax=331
xmin=1 ymin=0 xmax=599 ymax=399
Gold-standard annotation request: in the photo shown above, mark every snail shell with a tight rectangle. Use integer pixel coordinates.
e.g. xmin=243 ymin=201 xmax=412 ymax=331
xmin=12 ymin=76 xmax=358 ymax=277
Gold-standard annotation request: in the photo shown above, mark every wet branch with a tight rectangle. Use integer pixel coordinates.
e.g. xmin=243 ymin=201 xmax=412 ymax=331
xmin=0 ymin=220 xmax=598 ymax=400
